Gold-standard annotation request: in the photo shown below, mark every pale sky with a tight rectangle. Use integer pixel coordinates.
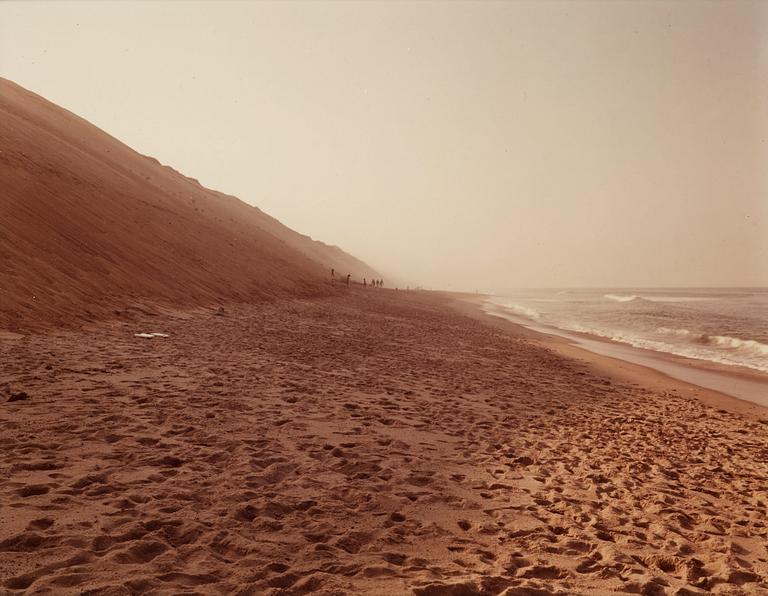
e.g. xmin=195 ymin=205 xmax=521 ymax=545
xmin=2 ymin=0 xmax=766 ymax=289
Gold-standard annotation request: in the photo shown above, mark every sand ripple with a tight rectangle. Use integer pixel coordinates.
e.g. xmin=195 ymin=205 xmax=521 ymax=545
xmin=1 ymin=291 xmax=767 ymax=594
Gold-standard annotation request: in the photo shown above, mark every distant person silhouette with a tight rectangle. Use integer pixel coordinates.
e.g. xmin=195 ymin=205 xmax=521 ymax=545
xmin=346 ymin=274 xmax=350 ymax=287
xmin=363 ymin=278 xmax=367 ymax=288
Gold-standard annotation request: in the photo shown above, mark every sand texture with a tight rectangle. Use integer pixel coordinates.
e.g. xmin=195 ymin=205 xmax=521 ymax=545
xmin=1 ymin=290 xmax=767 ymax=595
xmin=0 ymin=77 xmax=377 ymax=331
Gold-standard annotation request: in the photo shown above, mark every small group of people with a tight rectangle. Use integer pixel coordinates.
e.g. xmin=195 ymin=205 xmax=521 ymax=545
xmin=330 ymin=268 xmax=383 ymax=289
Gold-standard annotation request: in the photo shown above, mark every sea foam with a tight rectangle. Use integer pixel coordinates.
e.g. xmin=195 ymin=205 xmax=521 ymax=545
xmin=657 ymin=327 xmax=768 ymax=356
xmin=488 ymin=301 xmax=541 ymax=320
xmin=604 ymin=294 xmax=640 ymax=303
xmin=486 ymin=290 xmax=768 ymax=374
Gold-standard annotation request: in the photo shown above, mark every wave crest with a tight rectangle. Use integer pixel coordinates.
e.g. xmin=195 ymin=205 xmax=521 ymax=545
xmin=657 ymin=327 xmax=768 ymax=357
xmin=704 ymin=335 xmax=768 ymax=356
xmin=499 ymin=303 xmax=541 ymax=320
xmin=657 ymin=327 xmax=692 ymax=337
xmin=604 ymin=294 xmax=640 ymax=303
xmin=484 ymin=300 xmax=541 ymax=321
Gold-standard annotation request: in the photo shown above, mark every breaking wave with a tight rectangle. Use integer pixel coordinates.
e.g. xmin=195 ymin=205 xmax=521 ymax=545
xmin=495 ymin=303 xmax=541 ymax=320
xmin=485 ymin=290 xmax=768 ymax=374
xmin=483 ymin=299 xmax=542 ymax=321
xmin=657 ymin=327 xmax=768 ymax=357
xmin=605 ymin=293 xmax=715 ymax=304
xmin=604 ymin=294 xmax=641 ymax=303
xmin=565 ymin=325 xmax=768 ymax=373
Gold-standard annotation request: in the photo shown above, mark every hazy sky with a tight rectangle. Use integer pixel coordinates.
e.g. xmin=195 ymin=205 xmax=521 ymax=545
xmin=2 ymin=0 xmax=766 ymax=289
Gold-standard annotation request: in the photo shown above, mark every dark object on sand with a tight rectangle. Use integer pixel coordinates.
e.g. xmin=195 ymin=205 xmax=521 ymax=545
xmin=2 ymin=383 xmax=29 ymax=403
xmin=215 ymin=306 xmax=225 ymax=316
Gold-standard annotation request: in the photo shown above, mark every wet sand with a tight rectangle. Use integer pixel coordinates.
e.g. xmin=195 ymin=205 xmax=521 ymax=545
xmin=2 ymin=289 xmax=768 ymax=595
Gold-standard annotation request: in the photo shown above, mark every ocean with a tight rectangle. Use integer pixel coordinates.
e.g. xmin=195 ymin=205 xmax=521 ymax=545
xmin=484 ymin=288 xmax=768 ymax=375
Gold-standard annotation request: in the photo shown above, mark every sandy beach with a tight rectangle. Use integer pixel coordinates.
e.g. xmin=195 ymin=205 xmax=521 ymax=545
xmin=3 ymin=2 xmax=767 ymax=593
xmin=2 ymin=289 xmax=767 ymax=595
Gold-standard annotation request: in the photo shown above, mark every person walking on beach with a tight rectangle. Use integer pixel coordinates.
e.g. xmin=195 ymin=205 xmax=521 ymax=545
xmin=346 ymin=274 xmax=350 ymax=287
xmin=363 ymin=278 xmax=367 ymax=288
xmin=331 ymin=268 xmax=335 ymax=284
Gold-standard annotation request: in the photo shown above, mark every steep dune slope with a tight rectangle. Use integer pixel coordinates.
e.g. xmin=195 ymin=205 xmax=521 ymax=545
xmin=0 ymin=78 xmax=378 ymax=330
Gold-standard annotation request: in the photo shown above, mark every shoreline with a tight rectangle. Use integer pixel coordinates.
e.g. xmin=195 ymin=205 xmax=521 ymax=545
xmin=448 ymin=292 xmax=768 ymax=419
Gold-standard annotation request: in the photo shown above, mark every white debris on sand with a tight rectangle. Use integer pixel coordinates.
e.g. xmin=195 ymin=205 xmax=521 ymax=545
xmin=134 ymin=332 xmax=170 ymax=338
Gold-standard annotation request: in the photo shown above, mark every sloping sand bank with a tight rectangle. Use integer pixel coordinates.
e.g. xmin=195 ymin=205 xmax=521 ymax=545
xmin=1 ymin=290 xmax=767 ymax=595
xmin=0 ymin=77 xmax=378 ymax=331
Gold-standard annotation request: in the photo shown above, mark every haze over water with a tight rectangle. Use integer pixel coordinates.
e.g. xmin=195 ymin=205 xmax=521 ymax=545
xmin=485 ymin=288 xmax=768 ymax=374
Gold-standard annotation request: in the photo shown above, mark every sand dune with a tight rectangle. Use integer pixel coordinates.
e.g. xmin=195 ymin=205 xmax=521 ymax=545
xmin=0 ymin=78 xmax=378 ymax=331
xmin=1 ymin=290 xmax=766 ymax=594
